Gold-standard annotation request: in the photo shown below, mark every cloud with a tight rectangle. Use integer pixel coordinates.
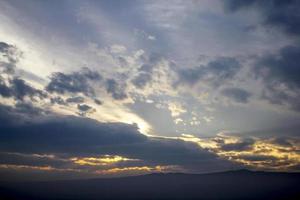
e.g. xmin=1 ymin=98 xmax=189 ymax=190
xmin=50 ymin=96 xmax=66 ymax=105
xmin=183 ymin=133 xmax=300 ymax=171
xmin=255 ymin=45 xmax=300 ymax=89
xmin=0 ymin=77 xmax=46 ymax=101
xmin=77 ymin=104 xmax=92 ymax=112
xmin=224 ymin=0 xmax=300 ymax=36
xmin=131 ymin=72 xmax=152 ymax=89
xmin=220 ymin=138 xmax=255 ymax=151
xmin=66 ymin=96 xmax=85 ymax=104
xmin=0 ymin=103 xmax=49 ymax=127
xmin=0 ymin=152 xmax=68 ymax=168
xmin=105 ymin=79 xmax=127 ymax=100
xmin=0 ymin=41 xmax=21 ymax=73
xmin=94 ymin=99 xmax=102 ymax=105
xmin=221 ymin=88 xmax=252 ymax=103
xmin=10 ymin=78 xmax=46 ymax=100
xmin=46 ymin=67 xmax=102 ymax=96
xmin=131 ymin=53 xmax=163 ymax=89
xmin=0 ymin=103 xmax=233 ymax=179
xmin=50 ymin=96 xmax=85 ymax=106
xmin=13 ymin=102 xmax=46 ymax=116
xmin=77 ymin=104 xmax=95 ymax=116
xmin=254 ymin=45 xmax=300 ymax=111
xmin=176 ymin=57 xmax=241 ymax=87
xmin=224 ymin=0 xmax=300 ymax=111
xmin=0 ymin=109 xmax=146 ymax=155
xmin=0 ymin=76 xmax=11 ymax=98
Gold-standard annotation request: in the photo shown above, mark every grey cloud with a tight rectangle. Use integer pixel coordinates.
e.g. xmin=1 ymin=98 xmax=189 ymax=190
xmin=94 ymin=99 xmax=102 ymax=105
xmin=0 ymin=111 xmax=146 ymax=155
xmin=131 ymin=72 xmax=152 ymax=89
xmin=0 ymin=41 xmax=21 ymax=73
xmin=236 ymin=154 xmax=277 ymax=162
xmin=271 ymin=137 xmax=294 ymax=147
xmin=0 ymin=76 xmax=11 ymax=98
xmin=66 ymin=96 xmax=85 ymax=104
xmin=224 ymin=0 xmax=300 ymax=36
xmin=0 ymin=152 xmax=69 ymax=168
xmin=0 ymin=42 xmax=10 ymax=51
xmin=254 ymin=45 xmax=300 ymax=111
xmin=221 ymin=87 xmax=252 ymax=103
xmin=256 ymin=46 xmax=300 ymax=89
xmin=50 ymin=96 xmax=66 ymax=105
xmin=14 ymin=102 xmax=46 ymax=116
xmin=77 ymin=104 xmax=95 ymax=116
xmin=131 ymin=53 xmax=163 ymax=89
xmin=0 ymin=103 xmax=52 ymax=127
xmin=50 ymin=96 xmax=85 ymax=106
xmin=220 ymin=138 xmax=255 ymax=151
xmin=77 ymin=104 xmax=93 ymax=112
xmin=11 ymin=78 xmax=46 ymax=100
xmin=0 ymin=77 xmax=46 ymax=101
xmin=176 ymin=57 xmax=241 ymax=87
xmin=46 ymin=68 xmax=102 ymax=96
xmin=0 ymin=103 xmax=233 ymax=174
xmin=105 ymin=79 xmax=127 ymax=100
xmin=139 ymin=63 xmax=154 ymax=73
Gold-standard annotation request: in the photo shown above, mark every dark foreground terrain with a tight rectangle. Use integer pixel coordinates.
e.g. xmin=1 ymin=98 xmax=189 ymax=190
xmin=0 ymin=170 xmax=299 ymax=200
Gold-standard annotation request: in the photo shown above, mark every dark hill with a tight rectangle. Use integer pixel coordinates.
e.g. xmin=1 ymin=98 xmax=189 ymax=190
xmin=0 ymin=170 xmax=299 ymax=200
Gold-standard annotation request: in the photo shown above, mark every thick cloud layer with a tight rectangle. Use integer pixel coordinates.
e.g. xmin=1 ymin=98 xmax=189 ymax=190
xmin=0 ymin=103 xmax=233 ymax=179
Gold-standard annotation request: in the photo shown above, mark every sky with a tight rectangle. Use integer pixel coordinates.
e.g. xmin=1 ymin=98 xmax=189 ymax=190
xmin=0 ymin=0 xmax=300 ymax=181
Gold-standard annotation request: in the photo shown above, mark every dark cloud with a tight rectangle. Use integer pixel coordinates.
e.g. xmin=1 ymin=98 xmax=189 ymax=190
xmin=94 ymin=99 xmax=102 ymax=105
xmin=221 ymin=87 xmax=252 ymax=103
xmin=105 ymin=79 xmax=127 ymax=100
xmin=10 ymin=78 xmax=46 ymax=100
xmin=50 ymin=96 xmax=86 ymax=106
xmin=131 ymin=72 xmax=152 ymax=89
xmin=176 ymin=57 xmax=241 ymax=87
xmin=254 ymin=45 xmax=300 ymax=111
xmin=0 ymin=152 xmax=68 ymax=168
xmin=0 ymin=76 xmax=11 ymax=97
xmin=0 ymin=42 xmax=45 ymax=101
xmin=256 ymin=45 xmax=300 ymax=89
xmin=0 ymin=103 xmax=49 ymax=127
xmin=224 ymin=0 xmax=300 ymax=36
xmin=0 ymin=41 xmax=21 ymax=73
xmin=0 ymin=77 xmax=46 ymax=101
xmin=0 ymin=42 xmax=10 ymax=51
xmin=236 ymin=154 xmax=277 ymax=162
xmin=271 ymin=137 xmax=294 ymax=147
xmin=66 ymin=96 xmax=85 ymax=104
xmin=131 ymin=53 xmax=163 ymax=89
xmin=220 ymin=138 xmax=255 ymax=151
xmin=50 ymin=96 xmax=66 ymax=105
xmin=46 ymin=67 xmax=102 ymax=96
xmin=0 ymin=112 xmax=146 ymax=155
xmin=77 ymin=104 xmax=92 ymax=112
xmin=14 ymin=102 xmax=46 ymax=116
xmin=77 ymin=104 xmax=95 ymax=116
xmin=0 ymin=103 xmax=233 ymax=176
